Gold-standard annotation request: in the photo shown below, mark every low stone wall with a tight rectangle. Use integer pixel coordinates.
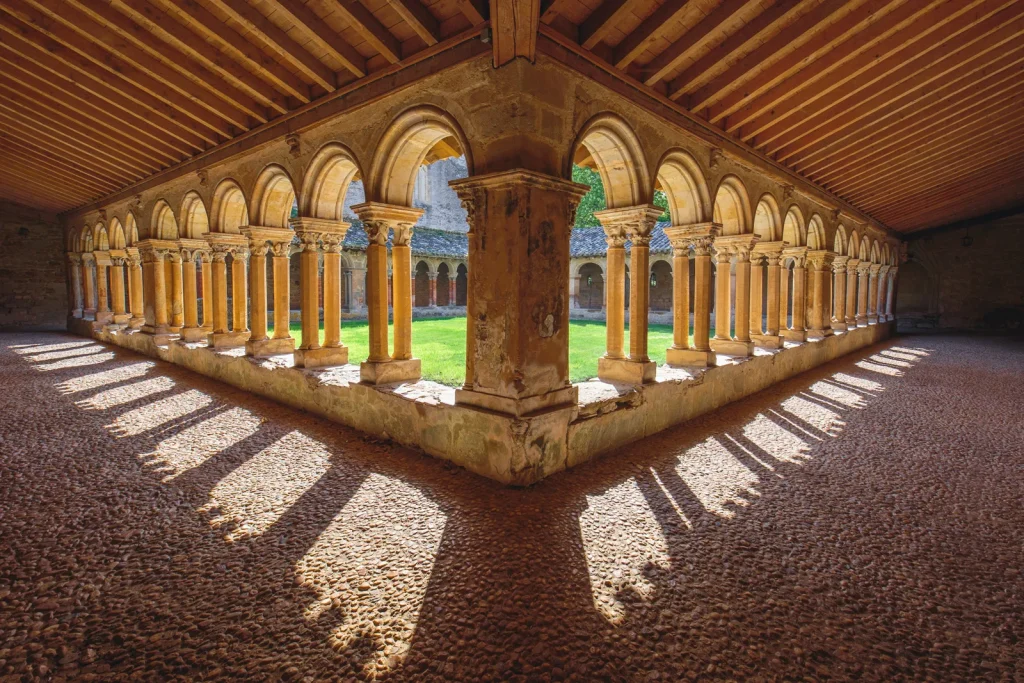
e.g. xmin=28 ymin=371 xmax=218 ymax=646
xmin=69 ymin=318 xmax=891 ymax=485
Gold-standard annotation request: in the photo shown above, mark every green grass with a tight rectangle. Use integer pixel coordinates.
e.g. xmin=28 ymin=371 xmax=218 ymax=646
xmin=274 ymin=315 xmax=706 ymax=386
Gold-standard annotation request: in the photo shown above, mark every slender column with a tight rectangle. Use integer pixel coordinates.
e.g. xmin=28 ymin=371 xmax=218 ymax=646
xmin=211 ymin=251 xmax=230 ymax=334
xmin=200 ymin=252 xmax=214 ymax=330
xmin=603 ymin=230 xmax=626 ymax=359
xmin=765 ymin=253 xmax=781 ymax=336
xmin=693 ymin=243 xmax=713 ymax=353
xmin=866 ymin=265 xmax=878 ymax=324
xmin=805 ymin=251 xmax=835 ymax=339
xmin=168 ymin=252 xmax=184 ymax=331
xmin=734 ymin=249 xmax=751 ymax=343
xmin=846 ymin=259 xmax=860 ymax=326
xmin=626 ymin=220 xmax=655 ymax=364
xmin=876 ymin=265 xmax=889 ymax=322
xmin=856 ymin=262 xmax=871 ymax=325
xmin=364 ymin=223 xmax=390 ymax=362
xmin=449 ymin=279 xmax=456 ymax=307
xmin=289 ymin=219 xmax=349 ymax=368
xmin=749 ymin=253 xmax=764 ymax=337
xmin=831 ymin=257 xmax=848 ymax=331
xmin=231 ymin=249 xmax=250 ymax=335
xmin=127 ymin=250 xmax=144 ymax=328
xmin=163 ymin=259 xmax=174 ymax=326
xmin=271 ymin=242 xmax=293 ymax=341
xmin=793 ymin=263 xmax=806 ymax=331
xmin=712 ymin=246 xmax=731 ymax=341
xmin=203 ymin=234 xmax=249 ymax=349
xmin=392 ymin=225 xmax=414 ymax=361
xmin=180 ymin=251 xmax=201 ymax=341
xmin=82 ymin=253 xmax=97 ymax=318
xmin=247 ymin=242 xmax=270 ymax=344
xmin=298 ymin=232 xmax=322 ymax=353
xmin=109 ymin=257 xmax=128 ymax=324
xmin=93 ymin=252 xmax=112 ymax=323
xmin=68 ymin=254 xmax=84 ymax=318
xmin=710 ymin=235 xmax=758 ymax=356
xmin=138 ymin=241 xmax=175 ymax=340
xmin=670 ymin=244 xmax=690 ymax=352
xmin=429 ymin=274 xmax=437 ymax=307
xmin=886 ymin=267 xmax=898 ymax=320
xmin=322 ymin=235 xmax=344 ymax=349
xmin=664 ymin=223 xmax=718 ymax=366
xmin=779 ymin=247 xmax=808 ymax=341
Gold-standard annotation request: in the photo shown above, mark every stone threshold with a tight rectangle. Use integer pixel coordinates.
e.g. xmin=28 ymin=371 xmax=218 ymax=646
xmin=68 ymin=318 xmax=892 ymax=485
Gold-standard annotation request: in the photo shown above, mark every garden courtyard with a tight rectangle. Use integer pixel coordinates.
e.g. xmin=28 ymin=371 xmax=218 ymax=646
xmin=276 ymin=316 xmax=701 ymax=386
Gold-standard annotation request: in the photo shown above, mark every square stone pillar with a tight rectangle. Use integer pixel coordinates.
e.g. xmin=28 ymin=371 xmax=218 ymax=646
xmin=203 ymin=233 xmax=249 ymax=349
xmin=781 ymin=247 xmax=808 ymax=342
xmin=92 ymin=251 xmax=113 ymax=324
xmin=751 ymin=241 xmax=785 ymax=349
xmin=349 ymin=204 xmax=424 ymax=383
xmin=127 ymin=248 xmax=144 ymax=329
xmin=845 ymin=258 xmax=860 ymax=326
xmin=830 ymin=255 xmax=848 ymax=331
xmin=68 ymin=253 xmax=84 ymax=318
xmin=805 ymin=250 xmax=835 ymax=339
xmin=663 ymin=223 xmax=719 ymax=367
xmin=289 ymin=218 xmax=350 ymax=368
xmin=178 ymin=240 xmax=210 ymax=342
xmin=240 ymin=226 xmax=296 ymax=357
xmin=594 ymin=205 xmax=663 ymax=383
xmin=449 ymin=169 xmax=589 ymax=415
xmin=856 ymin=261 xmax=871 ymax=326
xmin=137 ymin=239 xmax=178 ymax=344
xmin=710 ymin=235 xmax=758 ymax=356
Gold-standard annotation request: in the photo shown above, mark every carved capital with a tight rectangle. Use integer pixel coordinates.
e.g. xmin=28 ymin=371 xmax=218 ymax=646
xmin=391 ymin=223 xmax=414 ymax=247
xmin=603 ymin=225 xmax=627 ymax=249
xmin=249 ymin=243 xmax=271 ymax=258
xmin=296 ymin=231 xmax=323 ymax=251
xmin=270 ymin=241 xmax=292 ymax=258
xmin=362 ymin=220 xmax=389 ymax=246
xmin=322 ymin=234 xmax=344 ymax=253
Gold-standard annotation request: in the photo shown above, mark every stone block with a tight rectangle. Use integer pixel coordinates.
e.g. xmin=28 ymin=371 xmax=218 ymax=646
xmin=751 ymin=334 xmax=784 ymax=349
xmin=665 ymin=347 xmax=716 ymax=367
xmin=208 ymin=331 xmax=249 ymax=349
xmin=710 ymin=339 xmax=755 ymax=356
xmin=295 ymin=345 xmax=349 ymax=369
xmin=246 ymin=337 xmax=296 ymax=358
xmin=360 ymin=357 xmax=420 ymax=383
xmin=597 ymin=356 xmax=657 ymax=384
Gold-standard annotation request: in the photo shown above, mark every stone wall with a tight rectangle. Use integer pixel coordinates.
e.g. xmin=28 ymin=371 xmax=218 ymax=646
xmin=899 ymin=211 xmax=1024 ymax=333
xmin=0 ymin=201 xmax=67 ymax=330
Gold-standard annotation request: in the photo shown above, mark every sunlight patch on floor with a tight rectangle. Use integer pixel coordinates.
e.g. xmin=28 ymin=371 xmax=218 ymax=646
xmin=831 ymin=372 xmax=883 ymax=392
xmin=855 ymin=360 xmax=903 ymax=376
xmin=674 ymin=436 xmax=761 ymax=518
xmin=808 ymin=380 xmax=865 ymax=408
xmin=108 ymin=389 xmax=214 ymax=436
xmin=25 ymin=345 xmax=109 ymax=362
xmin=145 ymin=407 xmax=262 ymax=480
xmin=34 ymin=351 xmax=115 ymax=371
xmin=79 ymin=376 xmax=176 ymax=410
xmin=579 ymin=477 xmax=670 ymax=623
xmin=780 ymin=395 xmax=843 ymax=436
xmin=869 ymin=353 xmax=912 ymax=368
xmin=56 ymin=362 xmax=154 ymax=394
xmin=742 ymin=414 xmax=810 ymax=465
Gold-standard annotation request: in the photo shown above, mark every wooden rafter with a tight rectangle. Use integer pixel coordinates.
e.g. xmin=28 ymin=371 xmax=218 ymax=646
xmin=491 ymin=0 xmax=540 ymax=67
xmin=613 ymin=0 xmax=691 ymax=70
xmin=260 ymin=0 xmax=367 ymax=78
xmin=388 ymin=0 xmax=440 ymax=47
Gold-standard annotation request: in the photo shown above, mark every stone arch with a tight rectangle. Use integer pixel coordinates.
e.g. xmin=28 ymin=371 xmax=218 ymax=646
xmin=783 ymin=206 xmax=806 ymax=247
xmin=834 ymin=224 xmax=849 ymax=256
xmin=650 ymin=258 xmax=673 ymax=311
xmin=713 ymin=175 xmax=751 ymax=235
xmin=180 ymin=191 xmax=210 ymax=239
xmin=654 ymin=149 xmax=710 ymax=225
xmin=108 ymin=218 xmax=126 ymax=249
xmin=870 ymin=240 xmax=881 ymax=264
xmin=436 ymin=262 xmax=451 ymax=306
xmin=370 ymin=105 xmax=474 ymax=206
xmin=455 ymin=263 xmax=468 ymax=306
xmin=414 ymin=259 xmax=431 ymax=307
xmin=753 ymin=193 xmax=782 ymax=242
xmin=860 ymin=236 xmax=871 ymax=263
xmin=151 ymin=201 xmax=179 ymax=240
xmin=807 ymin=214 xmax=825 ymax=250
xmin=92 ymin=222 xmax=109 ymax=250
xmin=882 ymin=243 xmax=892 ymax=266
xmin=251 ymin=164 xmax=298 ymax=228
xmin=210 ymin=179 xmax=249 ymax=233
xmin=577 ymin=262 xmax=604 ymax=310
xmin=300 ymin=142 xmax=364 ymax=220
xmin=571 ymin=112 xmax=651 ymax=208
xmin=125 ymin=212 xmax=139 ymax=245
xmin=81 ymin=228 xmax=94 ymax=253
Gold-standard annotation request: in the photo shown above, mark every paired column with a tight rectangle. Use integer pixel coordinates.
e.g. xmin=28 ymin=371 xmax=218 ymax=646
xmin=240 ymin=227 xmax=297 ymax=357
xmin=831 ymin=256 xmax=849 ymax=332
xmin=137 ymin=239 xmax=177 ymax=342
xmin=168 ymin=252 xmax=184 ymax=332
xmin=780 ymin=247 xmax=808 ymax=341
xmin=349 ymin=204 xmax=424 ymax=383
xmin=93 ymin=251 xmax=112 ymax=325
xmin=68 ymin=253 xmax=84 ymax=318
xmin=866 ymin=264 xmax=880 ymax=324
xmin=127 ymin=248 xmax=144 ymax=329
xmin=204 ymin=233 xmax=249 ymax=349
xmin=876 ymin=265 xmax=890 ymax=323
xmin=845 ymin=258 xmax=860 ymax=327
xmin=81 ymin=253 xmax=97 ymax=319
xmin=885 ymin=267 xmax=898 ymax=320
xmin=178 ymin=240 xmax=210 ymax=343
xmin=751 ymin=241 xmax=785 ymax=349
xmin=805 ymin=250 xmax=835 ymax=340
xmin=709 ymin=235 xmax=758 ymax=357
xmin=108 ymin=254 xmax=130 ymax=326
xmin=856 ymin=262 xmax=871 ymax=326
xmin=594 ymin=205 xmax=662 ymax=384
xmin=200 ymin=252 xmax=214 ymax=332
xmin=663 ymin=223 xmax=719 ymax=367
xmin=290 ymin=218 xmax=350 ymax=369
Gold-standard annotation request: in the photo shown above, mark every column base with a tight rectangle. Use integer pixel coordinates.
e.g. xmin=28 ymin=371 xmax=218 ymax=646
xmin=180 ymin=327 xmax=208 ymax=343
xmin=83 ymin=308 xmax=96 ymax=320
xmin=845 ymin=317 xmax=858 ymax=327
xmin=140 ymin=327 xmax=179 ymax=346
xmin=128 ymin=316 xmax=145 ymax=330
xmin=247 ymin=337 xmax=297 ymax=358
xmin=208 ymin=331 xmax=249 ymax=350
xmin=856 ymin=316 xmax=868 ymax=327
xmin=72 ymin=308 xmax=83 ymax=318
xmin=710 ymin=338 xmax=755 ymax=357
xmin=665 ymin=347 xmax=716 ymax=367
xmin=806 ymin=328 xmax=834 ymax=340
xmin=886 ymin=314 xmax=895 ymax=322
xmin=597 ymin=356 xmax=657 ymax=384
xmin=295 ymin=345 xmax=349 ymax=369
xmin=102 ymin=323 xmax=127 ymax=334
xmin=112 ymin=313 xmax=131 ymax=324
xmin=455 ymin=384 xmax=578 ymax=417
xmin=95 ymin=311 xmax=113 ymax=324
xmin=751 ymin=334 xmax=784 ymax=349
xmin=867 ymin=315 xmax=879 ymax=325
xmin=782 ymin=329 xmax=806 ymax=342
xmin=360 ymin=357 xmax=420 ymax=384
xmin=831 ymin=321 xmax=848 ymax=332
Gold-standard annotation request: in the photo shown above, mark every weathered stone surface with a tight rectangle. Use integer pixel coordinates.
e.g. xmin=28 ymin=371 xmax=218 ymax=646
xmin=0 ymin=202 xmax=66 ymax=330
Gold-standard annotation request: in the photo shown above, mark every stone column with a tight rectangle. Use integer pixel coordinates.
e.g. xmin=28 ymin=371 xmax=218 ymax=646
xmin=200 ymin=252 xmax=214 ymax=331
xmin=349 ymin=204 xmax=424 ymax=383
xmin=867 ymin=264 xmax=879 ymax=324
xmin=781 ymin=247 xmax=808 ymax=341
xmin=179 ymin=248 xmax=202 ymax=342
xmin=749 ymin=252 xmax=764 ymax=338
xmin=449 ymin=169 xmax=589 ymax=415
xmin=81 ymin=253 xmax=97 ymax=319
xmin=876 ymin=265 xmax=890 ymax=323
xmin=428 ymin=273 xmax=437 ymax=307
xmin=289 ymin=218 xmax=349 ymax=368
xmin=856 ymin=261 xmax=871 ymax=326
xmin=594 ymin=205 xmax=662 ymax=383
xmin=712 ymin=245 xmax=732 ymax=344
xmin=752 ymin=241 xmax=784 ymax=349
xmin=204 ymin=233 xmax=249 ymax=349
xmin=805 ymin=250 xmax=835 ymax=339
xmin=68 ymin=253 xmax=84 ymax=318
xmin=845 ymin=258 xmax=860 ymax=326
xmin=93 ymin=251 xmax=112 ymax=324
xmin=663 ymin=223 xmax=719 ymax=367
xmin=168 ymin=251 xmax=184 ymax=332
xmin=247 ymin=243 xmax=270 ymax=348
xmin=449 ymin=278 xmax=456 ymax=307
xmin=831 ymin=256 xmax=848 ymax=332
xmin=885 ymin=267 xmax=897 ymax=320
xmin=272 ymin=242 xmax=296 ymax=344
xmin=709 ymin=235 xmax=758 ymax=356
xmin=127 ymin=248 xmax=144 ymax=329
xmin=108 ymin=255 xmax=129 ymax=326
xmin=137 ymin=240 xmax=177 ymax=343
xmin=239 ymin=227 xmax=296 ymax=357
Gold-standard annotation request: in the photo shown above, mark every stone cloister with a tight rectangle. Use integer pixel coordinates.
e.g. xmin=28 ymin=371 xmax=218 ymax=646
xmin=59 ymin=57 xmax=901 ymax=484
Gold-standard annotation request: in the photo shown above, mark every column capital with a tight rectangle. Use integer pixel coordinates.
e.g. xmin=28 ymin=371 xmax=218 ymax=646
xmin=782 ymin=245 xmax=808 ymax=268
xmin=92 ymin=250 xmax=113 ymax=266
xmin=753 ymin=240 xmax=786 ymax=266
xmin=831 ymin=255 xmax=850 ymax=272
xmin=868 ymin=263 xmax=882 ymax=275
xmin=846 ymin=257 xmax=860 ymax=269
xmin=270 ymin=241 xmax=293 ymax=258
xmin=81 ymin=251 xmax=96 ymax=265
xmin=662 ymin=222 xmax=721 ymax=254
xmin=322 ymin=234 xmax=344 ymax=253
xmin=805 ymin=249 xmax=836 ymax=271
xmin=856 ymin=261 xmax=872 ymax=275
xmin=167 ymin=251 xmax=183 ymax=264
xmin=715 ymin=234 xmax=759 ymax=261
xmin=178 ymin=238 xmax=211 ymax=262
xmin=203 ymin=232 xmax=248 ymax=256
xmin=240 ymin=225 xmax=296 ymax=251
xmin=126 ymin=247 xmax=141 ymax=267
xmin=878 ymin=264 xmax=891 ymax=276
xmin=136 ymin=238 xmax=179 ymax=262
xmin=593 ymin=204 xmax=663 ymax=245
xmin=108 ymin=249 xmax=128 ymax=267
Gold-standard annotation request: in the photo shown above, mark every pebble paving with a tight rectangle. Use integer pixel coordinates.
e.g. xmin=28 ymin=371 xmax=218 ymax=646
xmin=0 ymin=332 xmax=1021 ymax=682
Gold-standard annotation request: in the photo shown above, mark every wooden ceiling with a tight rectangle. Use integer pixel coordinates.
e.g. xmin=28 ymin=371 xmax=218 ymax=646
xmin=1 ymin=0 xmax=1022 ymax=234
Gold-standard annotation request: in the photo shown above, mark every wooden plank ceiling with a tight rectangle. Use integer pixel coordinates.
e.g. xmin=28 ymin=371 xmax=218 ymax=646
xmin=1 ymin=0 xmax=1022 ymax=234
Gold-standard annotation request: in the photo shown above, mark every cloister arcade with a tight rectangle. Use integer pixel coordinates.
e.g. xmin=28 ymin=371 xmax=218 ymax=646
xmin=64 ymin=84 xmax=900 ymax=484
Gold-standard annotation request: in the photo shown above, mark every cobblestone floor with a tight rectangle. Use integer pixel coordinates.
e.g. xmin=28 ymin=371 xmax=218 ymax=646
xmin=1 ymin=332 xmax=1021 ymax=682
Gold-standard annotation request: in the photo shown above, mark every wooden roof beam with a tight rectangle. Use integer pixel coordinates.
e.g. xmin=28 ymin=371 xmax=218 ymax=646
xmin=579 ymin=0 xmax=632 ymax=50
xmin=329 ymin=0 xmax=402 ymax=61
xmin=0 ymin=148 xmax=112 ymax=197
xmin=862 ymin=154 xmax=1024 ymax=213
xmin=261 ymin=0 xmax=367 ymax=78
xmin=0 ymin=134 xmax=119 ymax=195
xmin=460 ymin=0 xmax=488 ymax=25
xmin=387 ymin=0 xmax=440 ymax=47
xmin=491 ymin=0 xmax=540 ymax=67
xmin=0 ymin=160 xmax=94 ymax=204
xmin=613 ymin=0 xmax=691 ymax=70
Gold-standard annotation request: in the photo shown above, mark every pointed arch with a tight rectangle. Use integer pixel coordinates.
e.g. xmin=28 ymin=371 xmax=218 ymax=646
xmin=833 ymin=224 xmax=848 ymax=256
xmin=92 ymin=222 xmax=109 ymax=250
xmin=753 ymin=193 xmax=782 ymax=242
xmin=180 ymin=192 xmax=210 ymax=239
xmin=860 ymin=237 xmax=871 ymax=263
xmin=783 ymin=206 xmax=805 ymax=246
xmin=370 ymin=105 xmax=473 ymax=207
xmin=571 ymin=112 xmax=651 ymax=209
xmin=882 ymin=243 xmax=892 ymax=266
xmin=125 ymin=212 xmax=139 ymax=245
xmin=301 ymin=142 xmax=365 ymax=220
xmin=210 ymin=179 xmax=249 ymax=234
xmin=870 ymin=240 xmax=881 ymax=264
xmin=109 ymin=217 xmax=126 ymax=249
xmin=251 ymin=164 xmax=298 ymax=228
xmin=807 ymin=214 xmax=825 ymax=250
xmin=713 ymin=175 xmax=751 ymax=235
xmin=848 ymin=229 xmax=860 ymax=259
xmin=654 ymin=149 xmax=709 ymax=225
xmin=151 ymin=200 xmax=179 ymax=240
xmin=81 ymin=228 xmax=94 ymax=252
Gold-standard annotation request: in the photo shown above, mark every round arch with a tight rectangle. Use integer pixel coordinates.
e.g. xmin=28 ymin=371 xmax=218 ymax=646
xmin=180 ymin=192 xmax=211 ymax=239
xmin=753 ymin=193 xmax=782 ymax=242
xmin=300 ymin=142 xmax=365 ymax=220
xmin=109 ymin=218 xmax=126 ymax=249
xmin=370 ymin=105 xmax=473 ymax=207
xmin=859 ymin=237 xmax=871 ymax=262
xmin=807 ymin=214 xmax=825 ymax=250
xmin=251 ymin=164 xmax=297 ymax=228
xmin=870 ymin=240 xmax=881 ymax=264
xmin=654 ymin=149 xmax=710 ymax=225
xmin=570 ymin=112 xmax=651 ymax=209
xmin=210 ymin=179 xmax=249 ymax=233
xmin=151 ymin=200 xmax=179 ymax=240
xmin=882 ymin=243 xmax=892 ymax=266
xmin=834 ymin=224 xmax=848 ymax=255
xmin=125 ymin=212 xmax=139 ymax=245
xmin=713 ymin=175 xmax=752 ymax=235
xmin=783 ymin=206 xmax=806 ymax=246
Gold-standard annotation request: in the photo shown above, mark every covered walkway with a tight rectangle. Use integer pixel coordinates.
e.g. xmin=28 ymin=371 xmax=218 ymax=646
xmin=0 ymin=333 xmax=1021 ymax=681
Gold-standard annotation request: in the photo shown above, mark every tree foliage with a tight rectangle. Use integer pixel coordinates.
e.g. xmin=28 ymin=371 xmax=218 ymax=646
xmin=572 ymin=164 xmax=671 ymax=228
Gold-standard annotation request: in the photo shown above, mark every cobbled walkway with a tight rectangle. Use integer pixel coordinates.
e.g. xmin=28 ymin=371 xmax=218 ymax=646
xmin=0 ymin=332 xmax=1021 ymax=682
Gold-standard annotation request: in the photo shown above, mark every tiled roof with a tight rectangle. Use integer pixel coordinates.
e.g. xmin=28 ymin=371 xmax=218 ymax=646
xmin=570 ymin=222 xmax=672 ymax=258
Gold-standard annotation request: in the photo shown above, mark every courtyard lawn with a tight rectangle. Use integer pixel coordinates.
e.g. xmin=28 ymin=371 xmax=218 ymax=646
xmin=276 ymin=316 xmax=705 ymax=386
